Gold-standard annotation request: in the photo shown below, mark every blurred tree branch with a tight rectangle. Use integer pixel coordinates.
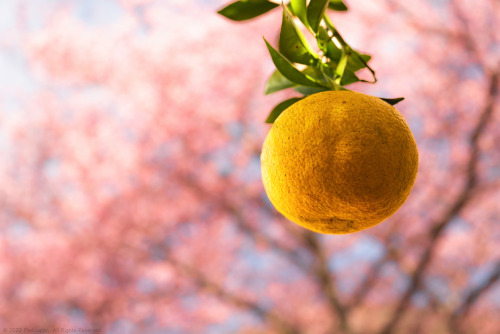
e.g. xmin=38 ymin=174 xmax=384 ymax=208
xmin=347 ymin=229 xmax=401 ymax=309
xmin=174 ymin=170 xmax=312 ymax=273
xmin=448 ymin=260 xmax=500 ymax=333
xmin=301 ymin=231 xmax=352 ymax=334
xmin=167 ymin=255 xmax=300 ymax=334
xmin=379 ymin=71 xmax=499 ymax=334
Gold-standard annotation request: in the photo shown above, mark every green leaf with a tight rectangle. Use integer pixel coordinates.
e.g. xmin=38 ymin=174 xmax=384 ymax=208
xmin=279 ymin=4 xmax=318 ymax=65
xmin=290 ymin=0 xmax=309 ymax=28
xmin=302 ymin=65 xmax=335 ymax=89
xmin=347 ymin=52 xmax=372 ymax=72
xmin=324 ymin=62 xmax=360 ymax=86
xmin=334 ymin=49 xmax=349 ymax=85
xmin=264 ymin=38 xmax=322 ymax=87
xmin=317 ymin=26 xmax=331 ymax=41
xmin=316 ymin=26 xmax=331 ymax=51
xmin=340 ymin=70 xmax=360 ymax=85
xmin=265 ymin=70 xmax=296 ymax=95
xmin=326 ymin=39 xmax=342 ymax=62
xmin=218 ymin=0 xmax=279 ymax=21
xmin=266 ymin=97 xmax=303 ymax=123
xmin=294 ymin=86 xmax=330 ymax=95
xmin=307 ymin=0 xmax=330 ymax=33
xmin=350 ymin=51 xmax=377 ymax=83
xmin=328 ymin=0 xmax=348 ymax=11
xmin=380 ymin=97 xmax=405 ymax=105
xmin=326 ymin=42 xmax=373 ymax=73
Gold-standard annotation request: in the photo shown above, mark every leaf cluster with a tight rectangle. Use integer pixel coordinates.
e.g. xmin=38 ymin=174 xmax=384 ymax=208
xmin=218 ymin=0 xmax=404 ymax=123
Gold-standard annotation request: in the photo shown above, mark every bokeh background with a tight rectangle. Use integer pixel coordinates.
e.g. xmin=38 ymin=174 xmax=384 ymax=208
xmin=0 ymin=0 xmax=499 ymax=333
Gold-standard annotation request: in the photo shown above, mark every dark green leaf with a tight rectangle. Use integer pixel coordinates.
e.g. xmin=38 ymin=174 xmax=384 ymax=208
xmin=311 ymin=64 xmax=335 ymax=88
xmin=266 ymin=97 xmax=303 ymax=123
xmin=380 ymin=97 xmax=405 ymax=105
xmin=328 ymin=0 xmax=348 ymax=11
xmin=316 ymin=26 xmax=331 ymax=51
xmin=294 ymin=86 xmax=330 ymax=95
xmin=347 ymin=52 xmax=372 ymax=72
xmin=340 ymin=70 xmax=360 ymax=85
xmin=324 ymin=62 xmax=360 ymax=86
xmin=264 ymin=38 xmax=322 ymax=87
xmin=279 ymin=4 xmax=318 ymax=65
xmin=307 ymin=0 xmax=329 ymax=33
xmin=326 ymin=42 xmax=373 ymax=73
xmin=265 ymin=70 xmax=296 ymax=95
xmin=218 ymin=0 xmax=279 ymax=21
xmin=290 ymin=0 xmax=309 ymax=28
xmin=326 ymin=40 xmax=342 ymax=62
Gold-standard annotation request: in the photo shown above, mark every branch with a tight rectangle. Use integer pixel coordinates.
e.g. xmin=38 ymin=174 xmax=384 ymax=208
xmin=175 ymin=171 xmax=312 ymax=275
xmin=348 ymin=230 xmax=402 ymax=309
xmin=385 ymin=1 xmax=473 ymax=52
xmin=167 ymin=174 xmax=312 ymax=332
xmin=348 ymin=253 xmax=391 ymax=308
xmin=379 ymin=71 xmax=499 ymax=334
xmin=228 ymin=205 xmax=312 ymax=275
xmin=448 ymin=260 xmax=500 ymax=333
xmin=168 ymin=256 xmax=301 ymax=334
xmin=301 ymin=231 xmax=352 ymax=334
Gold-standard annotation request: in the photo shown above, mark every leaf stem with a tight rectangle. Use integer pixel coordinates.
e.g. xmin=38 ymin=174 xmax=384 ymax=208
xmin=323 ymin=15 xmax=348 ymax=47
xmin=323 ymin=15 xmax=377 ymax=83
xmin=334 ymin=48 xmax=349 ymax=87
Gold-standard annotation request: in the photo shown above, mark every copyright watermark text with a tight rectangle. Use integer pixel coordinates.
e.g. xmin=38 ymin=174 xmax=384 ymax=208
xmin=2 ymin=329 xmax=101 ymax=333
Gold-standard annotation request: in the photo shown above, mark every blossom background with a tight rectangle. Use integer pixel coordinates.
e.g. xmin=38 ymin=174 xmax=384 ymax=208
xmin=0 ymin=0 xmax=499 ymax=333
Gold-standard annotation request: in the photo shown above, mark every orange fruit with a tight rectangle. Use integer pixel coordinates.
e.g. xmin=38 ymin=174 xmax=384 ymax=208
xmin=261 ymin=91 xmax=418 ymax=234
